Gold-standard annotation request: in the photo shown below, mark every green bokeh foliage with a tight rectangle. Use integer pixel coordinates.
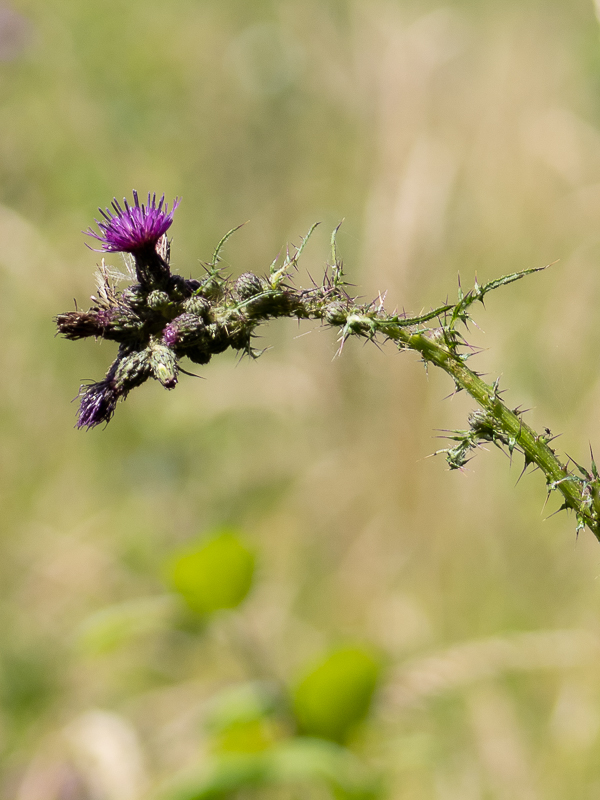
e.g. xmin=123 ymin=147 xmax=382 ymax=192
xmin=163 ymin=738 xmax=379 ymax=800
xmin=293 ymin=646 xmax=381 ymax=743
xmin=169 ymin=530 xmax=255 ymax=615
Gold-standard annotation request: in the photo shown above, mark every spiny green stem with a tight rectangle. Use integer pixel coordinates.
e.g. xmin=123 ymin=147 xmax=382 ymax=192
xmin=393 ymin=328 xmax=599 ymax=538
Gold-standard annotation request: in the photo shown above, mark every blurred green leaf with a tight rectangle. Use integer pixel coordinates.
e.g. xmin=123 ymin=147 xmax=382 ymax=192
xmin=160 ymin=753 xmax=269 ymax=800
xmin=75 ymin=595 xmax=176 ymax=655
xmin=205 ymin=681 xmax=280 ymax=732
xmin=159 ymin=738 xmax=380 ymax=800
xmin=214 ymin=718 xmax=282 ymax=754
xmin=292 ymin=647 xmax=381 ymax=743
xmin=205 ymin=681 xmax=283 ymax=754
xmin=270 ymin=738 xmax=381 ymax=799
xmin=0 ymin=647 xmax=58 ymax=725
xmin=169 ymin=530 xmax=255 ymax=615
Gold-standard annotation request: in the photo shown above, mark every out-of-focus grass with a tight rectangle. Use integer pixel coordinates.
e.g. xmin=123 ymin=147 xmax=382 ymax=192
xmin=3 ymin=0 xmax=600 ymax=797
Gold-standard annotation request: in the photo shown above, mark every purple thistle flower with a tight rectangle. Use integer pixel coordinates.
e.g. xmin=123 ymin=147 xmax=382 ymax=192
xmin=77 ymin=380 xmax=119 ymax=429
xmin=85 ymin=191 xmax=179 ymax=254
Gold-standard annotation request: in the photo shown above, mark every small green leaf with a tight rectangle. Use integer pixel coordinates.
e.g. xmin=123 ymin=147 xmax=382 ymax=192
xmin=169 ymin=531 xmax=255 ymax=615
xmin=271 ymin=737 xmax=381 ymax=798
xmin=205 ymin=681 xmax=279 ymax=733
xmin=292 ymin=646 xmax=381 ymax=742
xmin=163 ymin=753 xmax=270 ymax=800
xmin=75 ymin=595 xmax=176 ymax=655
xmin=159 ymin=739 xmax=380 ymax=800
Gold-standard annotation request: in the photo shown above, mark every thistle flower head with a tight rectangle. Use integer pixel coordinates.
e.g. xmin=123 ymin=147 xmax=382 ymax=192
xmin=77 ymin=381 xmax=119 ymax=429
xmin=85 ymin=191 xmax=179 ymax=253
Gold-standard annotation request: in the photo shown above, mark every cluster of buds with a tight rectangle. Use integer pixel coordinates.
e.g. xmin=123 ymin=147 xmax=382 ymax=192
xmin=56 ymin=194 xmax=359 ymax=429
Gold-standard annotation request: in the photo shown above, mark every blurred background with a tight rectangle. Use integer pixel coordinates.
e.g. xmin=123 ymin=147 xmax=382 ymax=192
xmin=3 ymin=0 xmax=600 ymax=797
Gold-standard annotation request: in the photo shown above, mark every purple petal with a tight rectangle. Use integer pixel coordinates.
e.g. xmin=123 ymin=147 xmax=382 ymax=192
xmin=84 ymin=191 xmax=180 ymax=254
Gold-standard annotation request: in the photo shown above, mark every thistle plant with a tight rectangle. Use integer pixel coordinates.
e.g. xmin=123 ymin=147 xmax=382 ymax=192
xmin=56 ymin=193 xmax=600 ymax=540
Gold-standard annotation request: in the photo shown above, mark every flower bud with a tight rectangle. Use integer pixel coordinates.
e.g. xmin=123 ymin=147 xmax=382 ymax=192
xmin=235 ymin=272 xmax=264 ymax=300
xmin=120 ymin=285 xmax=146 ymax=310
xmin=182 ymin=295 xmax=210 ymax=317
xmin=147 ymin=290 xmax=171 ymax=311
xmin=324 ymin=302 xmax=348 ymax=325
xmin=108 ymin=308 xmax=145 ymax=337
xmin=113 ymin=349 xmax=152 ymax=392
xmin=149 ymin=342 xmax=178 ymax=388
xmin=55 ymin=310 xmax=112 ymax=340
xmin=162 ymin=313 xmax=206 ymax=347
xmin=55 ymin=308 xmax=144 ymax=341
